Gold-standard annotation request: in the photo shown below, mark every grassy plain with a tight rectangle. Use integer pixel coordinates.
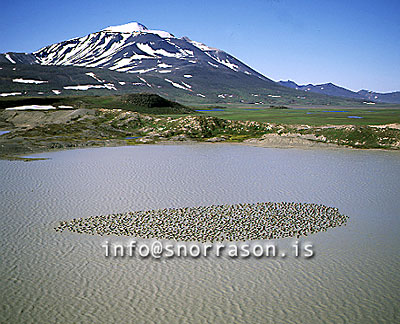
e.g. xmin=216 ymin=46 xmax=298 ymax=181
xmin=188 ymin=104 xmax=400 ymax=126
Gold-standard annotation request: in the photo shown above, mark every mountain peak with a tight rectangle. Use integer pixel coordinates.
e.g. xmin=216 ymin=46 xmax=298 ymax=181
xmin=102 ymin=22 xmax=148 ymax=33
xmin=101 ymin=21 xmax=173 ymax=38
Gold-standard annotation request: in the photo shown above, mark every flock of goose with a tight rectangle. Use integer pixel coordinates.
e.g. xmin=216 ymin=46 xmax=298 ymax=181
xmin=55 ymin=202 xmax=348 ymax=242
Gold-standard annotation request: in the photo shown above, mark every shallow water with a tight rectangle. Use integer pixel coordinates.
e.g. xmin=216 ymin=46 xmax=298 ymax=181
xmin=195 ymin=109 xmax=225 ymax=111
xmin=0 ymin=144 xmax=399 ymax=323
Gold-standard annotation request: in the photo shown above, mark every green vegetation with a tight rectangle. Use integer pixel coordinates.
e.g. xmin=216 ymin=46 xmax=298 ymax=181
xmin=300 ymin=126 xmax=400 ymax=149
xmin=1 ymin=92 xmax=399 ymax=160
xmin=0 ymin=110 xmax=273 ymax=157
xmin=190 ymin=105 xmax=400 ymax=126
xmin=1 ymin=107 xmax=399 ymax=159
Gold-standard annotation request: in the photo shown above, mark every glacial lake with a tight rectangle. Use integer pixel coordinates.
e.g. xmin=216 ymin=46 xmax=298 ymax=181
xmin=0 ymin=144 xmax=399 ymax=323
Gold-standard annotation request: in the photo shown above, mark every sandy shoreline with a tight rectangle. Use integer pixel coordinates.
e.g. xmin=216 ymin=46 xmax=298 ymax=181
xmin=2 ymin=136 xmax=398 ymax=162
xmin=242 ymin=133 xmax=342 ymax=149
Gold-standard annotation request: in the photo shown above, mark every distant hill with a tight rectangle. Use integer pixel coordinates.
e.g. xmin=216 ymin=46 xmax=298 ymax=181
xmin=279 ymin=80 xmax=400 ymax=104
xmin=357 ymin=90 xmax=400 ymax=104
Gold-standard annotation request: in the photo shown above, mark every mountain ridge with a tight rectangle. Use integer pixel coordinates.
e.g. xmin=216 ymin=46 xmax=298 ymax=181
xmin=279 ymin=80 xmax=400 ymax=104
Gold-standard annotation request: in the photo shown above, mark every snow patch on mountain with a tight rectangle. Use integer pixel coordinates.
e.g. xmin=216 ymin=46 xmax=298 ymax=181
xmin=63 ymin=83 xmax=116 ymax=91
xmin=109 ymin=58 xmax=138 ymax=71
xmin=102 ymin=22 xmax=173 ymax=38
xmin=85 ymin=72 xmax=105 ymax=83
xmin=6 ymin=105 xmax=56 ymax=111
xmin=138 ymin=77 xmax=152 ymax=88
xmin=158 ymin=63 xmax=172 ymax=68
xmin=204 ymin=52 xmax=238 ymax=71
xmin=102 ymin=22 xmax=147 ymax=33
xmin=5 ymin=54 xmax=16 ymax=64
xmin=217 ymin=58 xmax=238 ymax=71
xmin=0 ymin=92 xmax=22 ymax=97
xmin=136 ymin=43 xmax=186 ymax=58
xmin=181 ymin=81 xmax=192 ymax=89
xmin=129 ymin=67 xmax=156 ymax=74
xmin=13 ymin=78 xmax=48 ymax=84
xmin=165 ymin=79 xmax=191 ymax=91
xmin=186 ymin=39 xmax=216 ymax=51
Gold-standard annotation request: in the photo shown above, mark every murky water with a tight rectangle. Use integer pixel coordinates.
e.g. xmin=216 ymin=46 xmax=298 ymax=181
xmin=0 ymin=144 xmax=399 ymax=323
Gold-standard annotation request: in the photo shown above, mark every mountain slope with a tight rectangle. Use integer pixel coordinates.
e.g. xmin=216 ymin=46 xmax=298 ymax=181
xmin=0 ymin=92 xmax=193 ymax=114
xmin=357 ymin=89 xmax=400 ymax=104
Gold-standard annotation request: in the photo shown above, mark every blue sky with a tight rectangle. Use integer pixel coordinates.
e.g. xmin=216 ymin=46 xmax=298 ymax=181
xmin=1 ymin=0 xmax=399 ymax=92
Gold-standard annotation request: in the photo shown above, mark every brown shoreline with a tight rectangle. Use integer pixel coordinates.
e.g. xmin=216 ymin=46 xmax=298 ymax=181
xmin=2 ymin=136 xmax=399 ymax=162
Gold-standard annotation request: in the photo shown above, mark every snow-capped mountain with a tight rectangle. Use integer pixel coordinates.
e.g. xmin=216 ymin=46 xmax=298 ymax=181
xmin=0 ymin=22 xmax=380 ymax=105
xmin=2 ymin=22 xmax=268 ymax=79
